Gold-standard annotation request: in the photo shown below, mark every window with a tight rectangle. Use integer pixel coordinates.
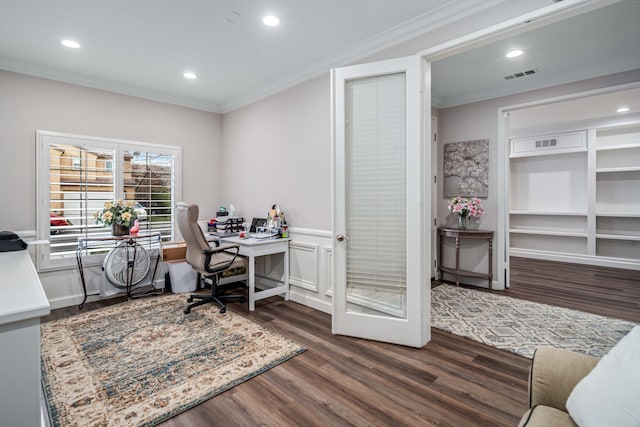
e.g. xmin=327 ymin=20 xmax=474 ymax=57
xmin=37 ymin=131 xmax=181 ymax=270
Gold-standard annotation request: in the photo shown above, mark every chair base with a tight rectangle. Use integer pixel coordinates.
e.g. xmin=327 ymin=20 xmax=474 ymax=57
xmin=184 ymin=292 xmax=245 ymax=314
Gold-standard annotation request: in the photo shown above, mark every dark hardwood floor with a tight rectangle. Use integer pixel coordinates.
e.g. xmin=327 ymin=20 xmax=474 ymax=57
xmin=505 ymin=256 xmax=640 ymax=323
xmin=41 ymin=257 xmax=639 ymax=426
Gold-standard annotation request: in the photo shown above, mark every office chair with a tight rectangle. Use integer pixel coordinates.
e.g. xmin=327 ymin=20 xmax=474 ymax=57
xmin=176 ymin=202 xmax=247 ymax=314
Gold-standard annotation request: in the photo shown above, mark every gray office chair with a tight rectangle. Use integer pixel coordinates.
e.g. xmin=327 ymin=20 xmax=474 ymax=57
xmin=176 ymin=202 xmax=247 ymax=314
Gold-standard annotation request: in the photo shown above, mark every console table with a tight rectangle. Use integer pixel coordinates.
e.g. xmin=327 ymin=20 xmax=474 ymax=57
xmin=438 ymin=227 xmax=494 ymax=288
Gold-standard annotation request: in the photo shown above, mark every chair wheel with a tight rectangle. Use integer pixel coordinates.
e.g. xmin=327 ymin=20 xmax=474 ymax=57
xmin=219 ymin=307 xmax=226 ymax=314
xmin=187 ymin=296 xmax=194 ymax=302
xmin=184 ymin=308 xmax=191 ymax=314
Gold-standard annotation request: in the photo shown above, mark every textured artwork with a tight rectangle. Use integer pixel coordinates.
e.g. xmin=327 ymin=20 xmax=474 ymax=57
xmin=443 ymin=139 xmax=489 ymax=198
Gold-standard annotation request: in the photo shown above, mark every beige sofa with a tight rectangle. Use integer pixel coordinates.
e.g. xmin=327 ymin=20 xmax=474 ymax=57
xmin=518 ymin=347 xmax=599 ymax=427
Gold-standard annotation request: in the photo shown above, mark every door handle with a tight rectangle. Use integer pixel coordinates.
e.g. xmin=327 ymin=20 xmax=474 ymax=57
xmin=336 ymin=234 xmax=345 ymax=242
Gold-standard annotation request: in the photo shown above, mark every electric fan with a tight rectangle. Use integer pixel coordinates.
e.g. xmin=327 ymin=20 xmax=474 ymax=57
xmin=103 ymin=241 xmax=151 ymax=289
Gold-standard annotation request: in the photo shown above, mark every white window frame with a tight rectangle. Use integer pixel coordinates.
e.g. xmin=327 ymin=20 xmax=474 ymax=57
xmin=36 ymin=130 xmax=182 ymax=271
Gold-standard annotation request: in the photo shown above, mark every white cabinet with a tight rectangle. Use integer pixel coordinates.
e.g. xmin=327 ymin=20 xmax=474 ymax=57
xmin=0 ymin=251 xmax=50 ymax=427
xmin=509 ymin=123 xmax=640 ymax=268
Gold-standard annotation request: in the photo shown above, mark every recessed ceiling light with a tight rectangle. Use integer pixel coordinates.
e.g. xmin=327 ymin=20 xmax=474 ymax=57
xmin=506 ymin=49 xmax=524 ymax=58
xmin=616 ymin=106 xmax=630 ymax=113
xmin=262 ymin=15 xmax=280 ymax=27
xmin=61 ymin=39 xmax=80 ymax=49
xmin=183 ymin=72 xmax=197 ymax=79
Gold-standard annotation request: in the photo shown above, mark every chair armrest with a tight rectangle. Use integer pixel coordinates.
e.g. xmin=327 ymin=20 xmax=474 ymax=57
xmin=529 ymin=347 xmax=599 ymax=412
xmin=203 ymin=242 xmax=239 ymax=254
xmin=202 ymin=243 xmax=240 ymax=274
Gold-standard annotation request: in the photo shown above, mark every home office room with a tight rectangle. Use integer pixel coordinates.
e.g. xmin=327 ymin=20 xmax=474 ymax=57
xmin=1 ymin=1 xmax=639 ymax=426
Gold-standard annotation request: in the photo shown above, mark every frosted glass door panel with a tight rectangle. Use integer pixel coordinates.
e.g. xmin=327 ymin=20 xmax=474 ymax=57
xmin=345 ymin=73 xmax=406 ymax=319
xmin=510 ymin=152 xmax=587 ymax=212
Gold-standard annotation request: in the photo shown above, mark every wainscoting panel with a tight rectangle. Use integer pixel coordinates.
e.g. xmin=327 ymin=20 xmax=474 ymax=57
xmin=289 ymin=242 xmax=319 ymax=292
xmin=287 ymin=228 xmax=333 ymax=313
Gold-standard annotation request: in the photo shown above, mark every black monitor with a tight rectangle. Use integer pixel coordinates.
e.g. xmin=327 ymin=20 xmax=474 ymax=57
xmin=250 ymin=218 xmax=267 ymax=232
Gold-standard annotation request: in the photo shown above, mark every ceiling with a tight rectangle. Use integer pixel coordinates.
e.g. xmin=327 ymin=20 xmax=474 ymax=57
xmin=0 ymin=0 xmax=513 ymax=113
xmin=0 ymin=1 xmax=638 ymax=114
xmin=431 ymin=0 xmax=640 ymax=108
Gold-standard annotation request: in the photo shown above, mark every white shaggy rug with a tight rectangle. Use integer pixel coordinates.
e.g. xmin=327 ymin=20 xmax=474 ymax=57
xmin=431 ymin=285 xmax=637 ymax=359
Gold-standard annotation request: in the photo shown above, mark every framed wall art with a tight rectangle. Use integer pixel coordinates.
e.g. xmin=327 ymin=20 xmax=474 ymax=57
xmin=443 ymin=139 xmax=489 ymax=198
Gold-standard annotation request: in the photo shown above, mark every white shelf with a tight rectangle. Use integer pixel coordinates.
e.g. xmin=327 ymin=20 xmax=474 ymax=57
xmin=596 ymin=212 xmax=640 ymax=218
xmin=509 ymin=211 xmax=587 ymax=216
xmin=596 ymin=142 xmax=640 ymax=151
xmin=596 ymin=166 xmax=640 ymax=173
xmin=596 ymin=234 xmax=640 ymax=242
xmin=510 ymin=229 xmax=588 ymax=238
xmin=509 ymin=120 xmax=640 ymax=270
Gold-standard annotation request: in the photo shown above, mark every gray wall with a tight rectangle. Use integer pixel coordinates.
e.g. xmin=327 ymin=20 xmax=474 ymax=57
xmin=221 ymin=74 xmax=331 ymax=229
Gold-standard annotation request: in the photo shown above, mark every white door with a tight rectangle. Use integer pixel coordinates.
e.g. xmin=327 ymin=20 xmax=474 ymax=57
xmin=331 ymin=56 xmax=430 ymax=348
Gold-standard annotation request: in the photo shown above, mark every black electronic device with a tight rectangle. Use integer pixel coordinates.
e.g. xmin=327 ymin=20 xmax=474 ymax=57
xmin=250 ymin=218 xmax=267 ymax=233
xmin=0 ymin=231 xmax=28 ymax=252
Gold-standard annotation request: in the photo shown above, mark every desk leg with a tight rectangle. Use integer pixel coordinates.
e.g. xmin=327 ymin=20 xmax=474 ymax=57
xmin=248 ymin=254 xmax=256 ymax=311
xmin=455 ymin=236 xmax=460 ymax=287
xmin=284 ymin=245 xmax=290 ymax=301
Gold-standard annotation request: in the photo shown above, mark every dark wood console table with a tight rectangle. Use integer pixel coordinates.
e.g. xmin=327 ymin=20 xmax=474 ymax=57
xmin=437 ymin=227 xmax=494 ymax=288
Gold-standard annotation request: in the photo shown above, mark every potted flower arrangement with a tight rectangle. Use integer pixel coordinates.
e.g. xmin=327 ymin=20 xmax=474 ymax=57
xmin=448 ymin=196 xmax=484 ymax=230
xmin=95 ymin=199 xmax=138 ymax=236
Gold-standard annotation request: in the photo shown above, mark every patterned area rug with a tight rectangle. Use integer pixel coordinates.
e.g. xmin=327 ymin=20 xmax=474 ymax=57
xmin=432 ymin=285 xmax=637 ymax=359
xmin=41 ymin=294 xmax=305 ymax=427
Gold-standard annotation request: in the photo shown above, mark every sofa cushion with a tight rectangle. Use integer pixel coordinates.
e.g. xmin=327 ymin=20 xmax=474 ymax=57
xmin=566 ymin=325 xmax=640 ymax=427
xmin=518 ymin=405 xmax=577 ymax=427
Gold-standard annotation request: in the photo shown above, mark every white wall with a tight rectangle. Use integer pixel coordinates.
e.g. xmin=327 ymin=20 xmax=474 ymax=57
xmin=0 ymin=70 xmax=224 ymax=305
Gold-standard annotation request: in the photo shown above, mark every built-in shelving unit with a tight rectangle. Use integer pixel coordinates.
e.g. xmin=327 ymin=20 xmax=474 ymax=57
xmin=509 ymin=121 xmax=640 ymax=268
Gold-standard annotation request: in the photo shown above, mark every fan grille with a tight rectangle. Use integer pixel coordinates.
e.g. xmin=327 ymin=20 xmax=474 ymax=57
xmin=103 ymin=244 xmax=151 ymax=288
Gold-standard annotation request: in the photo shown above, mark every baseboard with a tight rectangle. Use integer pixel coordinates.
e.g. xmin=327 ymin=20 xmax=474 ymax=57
xmin=289 ymin=290 xmax=332 ymax=314
xmin=510 ymin=249 xmax=640 ymax=270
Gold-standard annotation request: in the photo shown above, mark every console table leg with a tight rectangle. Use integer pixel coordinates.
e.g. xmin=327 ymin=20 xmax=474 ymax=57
xmin=455 ymin=236 xmax=460 ymax=287
xmin=488 ymin=239 xmax=493 ymax=289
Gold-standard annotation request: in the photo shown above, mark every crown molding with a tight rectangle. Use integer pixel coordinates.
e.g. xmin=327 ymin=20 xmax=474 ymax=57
xmin=0 ymin=56 xmax=223 ymax=113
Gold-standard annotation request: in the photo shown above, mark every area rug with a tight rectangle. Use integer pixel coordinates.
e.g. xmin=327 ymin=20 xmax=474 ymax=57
xmin=431 ymin=285 xmax=637 ymax=359
xmin=41 ymin=294 xmax=305 ymax=427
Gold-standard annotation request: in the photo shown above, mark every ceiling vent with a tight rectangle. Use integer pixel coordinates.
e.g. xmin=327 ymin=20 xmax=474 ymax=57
xmin=504 ymin=69 xmax=538 ymax=80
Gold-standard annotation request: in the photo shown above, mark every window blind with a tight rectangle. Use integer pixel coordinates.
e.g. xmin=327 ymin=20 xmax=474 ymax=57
xmin=345 ymin=73 xmax=407 ymax=294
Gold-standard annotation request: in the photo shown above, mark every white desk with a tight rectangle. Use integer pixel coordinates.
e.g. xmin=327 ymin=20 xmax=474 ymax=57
xmin=220 ymin=236 xmax=290 ymax=311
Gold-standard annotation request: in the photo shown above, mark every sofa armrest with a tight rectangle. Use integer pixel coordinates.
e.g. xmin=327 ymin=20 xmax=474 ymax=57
xmin=529 ymin=347 xmax=599 ymax=412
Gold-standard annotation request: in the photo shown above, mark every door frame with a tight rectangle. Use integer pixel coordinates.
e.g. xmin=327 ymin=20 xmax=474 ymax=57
xmin=416 ymin=0 xmax=612 ymax=289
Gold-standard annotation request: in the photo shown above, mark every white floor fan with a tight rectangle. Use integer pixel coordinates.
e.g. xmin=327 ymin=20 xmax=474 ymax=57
xmin=102 ymin=240 xmax=152 ymax=294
